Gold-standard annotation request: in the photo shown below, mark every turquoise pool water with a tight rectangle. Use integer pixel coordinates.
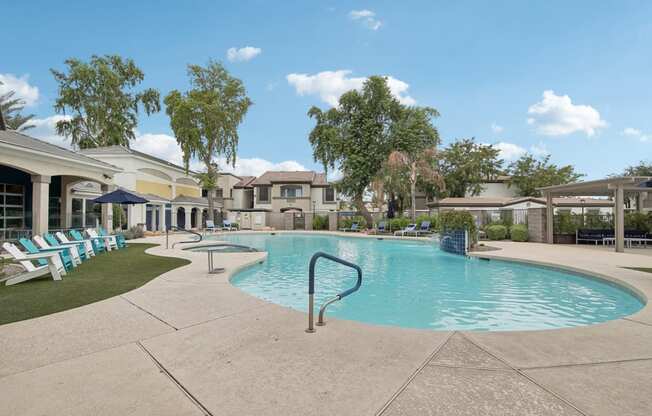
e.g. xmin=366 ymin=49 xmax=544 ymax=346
xmin=216 ymin=233 xmax=643 ymax=331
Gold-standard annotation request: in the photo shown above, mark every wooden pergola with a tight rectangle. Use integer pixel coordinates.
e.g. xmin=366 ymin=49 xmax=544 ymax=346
xmin=538 ymin=176 xmax=652 ymax=252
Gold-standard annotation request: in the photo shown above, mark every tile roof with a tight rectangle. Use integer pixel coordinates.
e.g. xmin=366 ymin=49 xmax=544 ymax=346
xmin=251 ymin=171 xmax=330 ymax=186
xmin=429 ymin=196 xmax=613 ymax=207
xmin=0 ymin=129 xmax=120 ymax=171
xmin=79 ymin=145 xmax=193 ymax=173
xmin=233 ymin=176 xmax=256 ymax=188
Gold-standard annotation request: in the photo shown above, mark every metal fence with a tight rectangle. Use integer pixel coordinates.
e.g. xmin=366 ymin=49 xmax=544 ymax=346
xmin=554 ymin=213 xmax=614 ymax=234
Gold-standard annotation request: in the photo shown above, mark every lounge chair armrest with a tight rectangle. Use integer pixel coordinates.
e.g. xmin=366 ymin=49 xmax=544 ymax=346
xmin=36 ymin=247 xmax=67 ymax=252
xmin=22 ymin=252 xmax=60 ymax=260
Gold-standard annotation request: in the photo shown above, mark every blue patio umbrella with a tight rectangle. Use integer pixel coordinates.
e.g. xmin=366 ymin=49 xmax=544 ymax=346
xmin=92 ymin=189 xmax=149 ymax=230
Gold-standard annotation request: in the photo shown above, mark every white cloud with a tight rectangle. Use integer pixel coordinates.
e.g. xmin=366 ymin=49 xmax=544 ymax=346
xmin=217 ymin=157 xmax=307 ymax=177
xmin=622 ymin=127 xmax=642 ymax=136
xmin=530 ymin=142 xmax=550 ymax=157
xmin=494 ymin=142 xmax=526 ymax=161
xmin=132 ymin=131 xmax=309 ymax=176
xmin=226 ymin=46 xmax=262 ymax=62
xmin=286 ymin=70 xmax=416 ymax=107
xmin=527 ymin=90 xmax=607 ymax=137
xmin=621 ymin=127 xmax=650 ymax=142
xmin=0 ymin=73 xmax=40 ymax=106
xmin=28 ymin=115 xmax=72 ymax=148
xmin=348 ymin=9 xmax=382 ymax=30
xmin=491 ymin=122 xmax=504 ymax=133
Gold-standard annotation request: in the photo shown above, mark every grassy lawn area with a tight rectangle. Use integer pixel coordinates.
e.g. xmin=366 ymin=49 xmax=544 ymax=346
xmin=0 ymin=243 xmax=189 ymax=326
xmin=626 ymin=267 xmax=652 ymax=274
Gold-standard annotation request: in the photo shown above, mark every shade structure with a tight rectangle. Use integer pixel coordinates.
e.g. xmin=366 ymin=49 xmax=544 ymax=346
xmin=92 ymin=189 xmax=149 ymax=205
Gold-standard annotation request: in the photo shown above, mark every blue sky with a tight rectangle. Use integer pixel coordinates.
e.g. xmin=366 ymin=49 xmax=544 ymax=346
xmin=2 ymin=1 xmax=651 ymax=178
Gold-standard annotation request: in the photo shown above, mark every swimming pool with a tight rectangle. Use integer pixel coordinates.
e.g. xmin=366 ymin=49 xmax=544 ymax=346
xmin=215 ymin=233 xmax=643 ymax=331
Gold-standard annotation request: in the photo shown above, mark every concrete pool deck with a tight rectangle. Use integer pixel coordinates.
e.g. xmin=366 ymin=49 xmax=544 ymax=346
xmin=1 ymin=232 xmax=651 ymax=415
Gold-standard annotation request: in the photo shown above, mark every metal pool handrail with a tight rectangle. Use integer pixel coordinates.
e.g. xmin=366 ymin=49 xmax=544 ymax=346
xmin=167 ymin=226 xmax=203 ymax=249
xmin=306 ymin=251 xmax=363 ymax=333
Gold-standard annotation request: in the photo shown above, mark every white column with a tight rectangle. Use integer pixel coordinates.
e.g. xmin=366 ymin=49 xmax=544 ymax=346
xmin=184 ymin=206 xmax=192 ymax=229
xmin=158 ymin=204 xmax=167 ymax=231
xmin=31 ymin=175 xmax=51 ymax=236
xmin=171 ymin=206 xmax=178 ymax=227
xmin=196 ymin=208 xmax=203 ymax=229
xmin=546 ymin=192 xmax=554 ymax=244
xmin=615 ymin=184 xmax=625 ymax=253
xmin=100 ymin=184 xmax=115 ymax=231
xmin=60 ymin=176 xmax=74 ymax=229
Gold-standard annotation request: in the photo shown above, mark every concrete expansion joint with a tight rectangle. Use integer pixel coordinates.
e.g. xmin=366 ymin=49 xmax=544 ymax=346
xmin=622 ymin=316 xmax=652 ymax=327
xmin=119 ymin=295 xmax=179 ymax=331
xmin=137 ymin=341 xmax=213 ymax=416
xmin=460 ymin=333 xmax=590 ymax=416
xmin=375 ymin=331 xmax=456 ymax=415
xmin=521 ymin=356 xmax=652 ymax=371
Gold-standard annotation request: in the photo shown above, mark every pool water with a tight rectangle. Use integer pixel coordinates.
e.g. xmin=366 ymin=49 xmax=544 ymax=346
xmin=215 ymin=233 xmax=643 ymax=331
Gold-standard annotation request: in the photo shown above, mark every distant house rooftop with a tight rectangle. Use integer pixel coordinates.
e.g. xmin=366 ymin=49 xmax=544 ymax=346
xmin=428 ymin=196 xmax=613 ymax=208
xmin=251 ymin=171 xmax=329 ymax=186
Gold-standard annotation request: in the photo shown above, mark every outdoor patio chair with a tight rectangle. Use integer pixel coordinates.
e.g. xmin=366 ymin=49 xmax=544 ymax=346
xmin=19 ymin=237 xmax=73 ymax=271
xmin=205 ymin=219 xmax=217 ymax=232
xmin=33 ymin=235 xmax=81 ymax=267
xmin=376 ymin=221 xmax=387 ymax=233
xmin=1 ymin=242 xmax=63 ymax=285
xmin=339 ymin=222 xmax=360 ymax=232
xmin=416 ymin=221 xmax=432 ymax=235
xmin=222 ymin=220 xmax=236 ymax=231
xmin=56 ymin=231 xmax=95 ymax=257
xmin=86 ymin=228 xmax=117 ymax=250
xmin=394 ymin=224 xmax=417 ymax=236
xmin=44 ymin=233 xmax=87 ymax=262
xmin=70 ymin=229 xmax=106 ymax=254
xmin=99 ymin=227 xmax=126 ymax=248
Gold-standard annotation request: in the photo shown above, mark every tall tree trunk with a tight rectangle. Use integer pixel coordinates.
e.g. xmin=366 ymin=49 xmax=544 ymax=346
xmin=354 ymin=194 xmax=373 ymax=227
xmin=206 ymin=161 xmax=215 ymax=222
xmin=410 ymin=161 xmax=417 ymax=221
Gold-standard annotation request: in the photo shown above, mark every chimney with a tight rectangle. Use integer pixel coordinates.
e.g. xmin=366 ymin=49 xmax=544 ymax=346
xmin=0 ymin=107 xmax=6 ymax=130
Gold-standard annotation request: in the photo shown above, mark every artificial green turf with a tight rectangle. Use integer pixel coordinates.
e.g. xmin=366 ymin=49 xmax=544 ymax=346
xmin=0 ymin=243 xmax=189 ymax=325
xmin=626 ymin=267 xmax=652 ymax=274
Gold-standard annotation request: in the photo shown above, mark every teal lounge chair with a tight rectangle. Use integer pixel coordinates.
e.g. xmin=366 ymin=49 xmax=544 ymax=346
xmin=70 ymin=229 xmax=106 ymax=254
xmin=19 ymin=237 xmax=74 ymax=271
xmin=100 ymin=227 xmax=126 ymax=248
xmin=44 ymin=233 xmax=88 ymax=261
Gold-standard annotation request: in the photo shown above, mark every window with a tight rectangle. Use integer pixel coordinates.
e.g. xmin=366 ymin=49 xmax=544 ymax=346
xmin=0 ymin=183 xmax=25 ymax=241
xmin=280 ymin=185 xmax=302 ymax=198
xmin=257 ymin=186 xmax=270 ymax=203
xmin=323 ymin=187 xmax=335 ymax=202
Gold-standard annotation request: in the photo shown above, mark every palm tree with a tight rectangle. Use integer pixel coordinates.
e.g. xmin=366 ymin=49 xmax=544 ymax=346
xmin=385 ymin=147 xmax=445 ymax=220
xmin=0 ymin=81 xmax=35 ymax=131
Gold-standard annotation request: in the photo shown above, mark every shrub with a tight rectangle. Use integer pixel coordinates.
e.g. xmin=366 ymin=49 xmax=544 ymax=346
xmin=554 ymin=212 xmax=579 ymax=234
xmin=510 ymin=224 xmax=528 ymax=242
xmin=338 ymin=215 xmax=367 ymax=230
xmin=486 ymin=224 xmax=507 ymax=240
xmin=625 ymin=212 xmax=652 ymax=233
xmin=439 ymin=211 xmax=477 ymax=243
xmin=121 ymin=225 xmax=144 ymax=240
xmin=387 ymin=217 xmax=411 ymax=231
xmin=312 ymin=215 xmax=329 ymax=230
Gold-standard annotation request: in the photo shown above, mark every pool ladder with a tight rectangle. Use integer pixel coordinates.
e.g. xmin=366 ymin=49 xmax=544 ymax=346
xmin=306 ymin=252 xmax=363 ymax=333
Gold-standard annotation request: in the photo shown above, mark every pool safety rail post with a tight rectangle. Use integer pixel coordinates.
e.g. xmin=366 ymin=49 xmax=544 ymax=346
xmin=306 ymin=251 xmax=363 ymax=333
xmin=167 ymin=226 xmax=203 ymax=249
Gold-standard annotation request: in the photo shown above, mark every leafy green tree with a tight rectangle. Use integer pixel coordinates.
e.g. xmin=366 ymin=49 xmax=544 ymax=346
xmin=0 ymin=81 xmax=35 ymax=131
xmin=508 ymin=154 xmax=583 ymax=197
xmin=165 ymin=60 xmax=252 ymax=222
xmin=51 ymin=55 xmax=160 ymax=148
xmin=385 ymin=107 xmax=443 ymax=220
xmin=623 ymin=161 xmax=652 ymax=176
xmin=307 ymin=76 xmax=404 ymax=223
xmin=437 ymin=138 xmax=503 ymax=197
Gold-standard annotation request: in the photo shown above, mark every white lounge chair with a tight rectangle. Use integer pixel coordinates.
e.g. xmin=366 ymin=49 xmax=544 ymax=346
xmin=394 ymin=224 xmax=417 ymax=236
xmin=205 ymin=220 xmax=217 ymax=233
xmin=86 ymin=228 xmax=117 ymax=250
xmin=222 ymin=220 xmax=236 ymax=231
xmin=2 ymin=242 xmax=63 ymax=285
xmin=56 ymin=231 xmax=95 ymax=257
xmin=33 ymin=235 xmax=81 ymax=266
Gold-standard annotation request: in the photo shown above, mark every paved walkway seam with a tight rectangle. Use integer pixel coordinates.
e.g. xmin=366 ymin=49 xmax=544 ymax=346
xmin=120 ymin=295 xmax=179 ymax=330
xmin=460 ymin=332 xmax=590 ymax=416
xmin=623 ymin=317 xmax=652 ymax=327
xmin=137 ymin=341 xmax=213 ymax=416
xmin=375 ymin=331 xmax=454 ymax=416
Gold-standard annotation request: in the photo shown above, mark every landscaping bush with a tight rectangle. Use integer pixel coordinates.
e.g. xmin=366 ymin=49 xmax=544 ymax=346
xmin=339 ymin=215 xmax=367 ymax=230
xmin=121 ymin=225 xmax=145 ymax=240
xmin=387 ymin=217 xmax=411 ymax=231
xmin=312 ymin=215 xmax=329 ymax=230
xmin=439 ymin=211 xmax=477 ymax=243
xmin=486 ymin=224 xmax=507 ymax=240
xmin=510 ymin=224 xmax=528 ymax=242
xmin=554 ymin=212 xmax=579 ymax=235
xmin=625 ymin=212 xmax=652 ymax=233
xmin=415 ymin=214 xmax=440 ymax=231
